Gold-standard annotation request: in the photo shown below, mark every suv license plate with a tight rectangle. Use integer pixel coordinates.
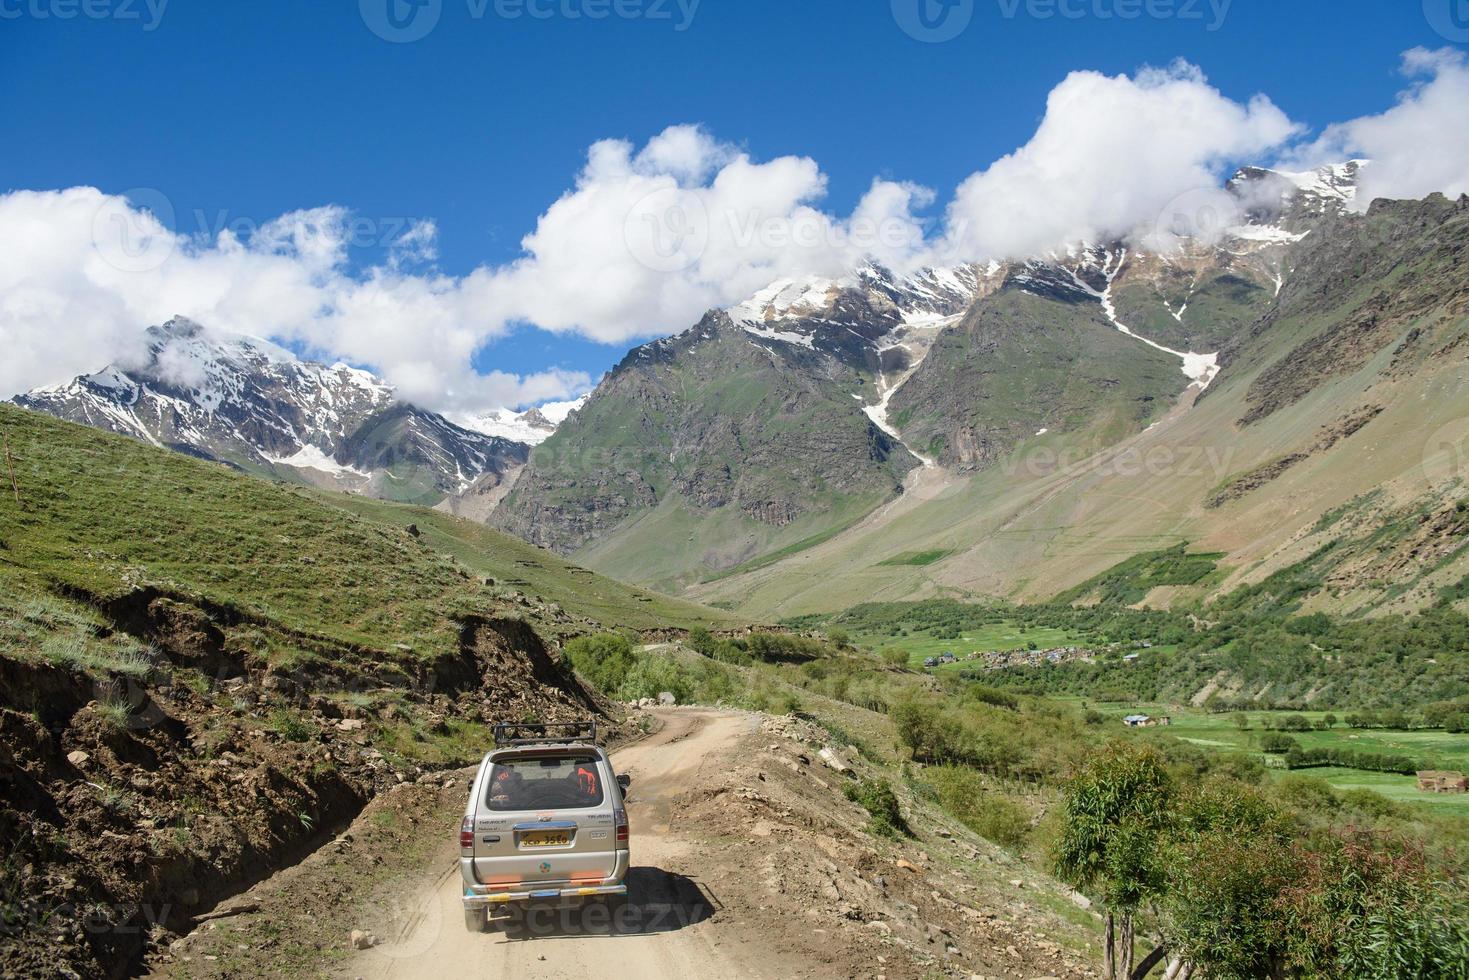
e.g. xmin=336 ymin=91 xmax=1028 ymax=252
xmin=521 ymin=831 xmax=571 ymax=847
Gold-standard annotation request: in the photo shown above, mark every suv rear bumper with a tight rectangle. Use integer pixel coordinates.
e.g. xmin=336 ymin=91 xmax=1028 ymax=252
xmin=463 ymin=882 xmax=627 ymax=908
xmin=460 ymin=850 xmax=629 ymax=909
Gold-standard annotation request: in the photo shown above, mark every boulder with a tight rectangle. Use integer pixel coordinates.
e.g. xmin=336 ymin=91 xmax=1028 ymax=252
xmin=657 ymin=691 xmax=677 ymax=705
xmin=818 ymin=747 xmax=855 ymax=776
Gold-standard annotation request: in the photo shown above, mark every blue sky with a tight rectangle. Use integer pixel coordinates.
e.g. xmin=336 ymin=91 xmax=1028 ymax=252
xmin=2 ymin=0 xmax=1465 ymax=405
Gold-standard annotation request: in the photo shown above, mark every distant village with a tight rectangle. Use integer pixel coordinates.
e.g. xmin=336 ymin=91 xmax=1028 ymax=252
xmin=922 ymin=640 xmax=1154 ymax=671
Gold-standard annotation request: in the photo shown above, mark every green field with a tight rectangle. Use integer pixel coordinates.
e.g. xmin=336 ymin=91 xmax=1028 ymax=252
xmin=1082 ymin=702 xmax=1469 ymax=814
xmin=1268 ymin=767 xmax=1469 ymax=814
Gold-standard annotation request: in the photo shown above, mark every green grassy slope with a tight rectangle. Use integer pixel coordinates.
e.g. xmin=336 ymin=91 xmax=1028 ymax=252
xmin=0 ymin=404 xmax=733 ymax=678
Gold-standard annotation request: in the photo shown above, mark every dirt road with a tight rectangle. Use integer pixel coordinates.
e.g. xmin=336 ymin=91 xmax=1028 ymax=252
xmin=156 ymin=705 xmax=1096 ymax=979
xmin=344 ymin=709 xmax=779 ymax=980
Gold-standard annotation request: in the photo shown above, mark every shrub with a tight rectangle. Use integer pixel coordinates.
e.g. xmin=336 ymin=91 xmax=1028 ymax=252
xmin=926 ymin=766 xmax=1030 ymax=850
xmin=1260 ymin=733 xmax=1299 ymax=754
xmin=616 ymin=655 xmax=693 ymax=704
xmin=1282 ymin=746 xmax=1419 ymax=775
xmin=881 ymin=648 xmax=909 ymax=668
xmin=96 ymin=695 xmax=133 ymax=730
xmin=271 ymin=709 xmax=316 ymax=743
xmin=564 ymin=633 xmax=638 ymax=694
xmin=844 ymin=779 xmax=909 ymax=839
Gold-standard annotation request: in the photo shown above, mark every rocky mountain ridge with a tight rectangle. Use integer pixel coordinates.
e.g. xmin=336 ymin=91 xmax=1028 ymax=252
xmin=13 ymin=318 xmax=530 ymax=507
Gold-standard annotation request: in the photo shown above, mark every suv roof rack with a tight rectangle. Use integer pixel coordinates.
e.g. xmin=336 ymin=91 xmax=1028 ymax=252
xmin=492 ymin=721 xmax=599 ymax=747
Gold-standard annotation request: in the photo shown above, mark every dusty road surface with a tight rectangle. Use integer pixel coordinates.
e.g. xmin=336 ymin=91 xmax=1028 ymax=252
xmin=344 ymin=709 xmax=782 ymax=980
xmin=156 ymin=705 xmax=1096 ymax=979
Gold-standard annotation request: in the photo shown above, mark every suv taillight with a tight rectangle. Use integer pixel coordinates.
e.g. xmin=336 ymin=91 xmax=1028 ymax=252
xmin=460 ymin=816 xmax=475 ymax=851
xmin=614 ymin=808 xmax=628 ymax=843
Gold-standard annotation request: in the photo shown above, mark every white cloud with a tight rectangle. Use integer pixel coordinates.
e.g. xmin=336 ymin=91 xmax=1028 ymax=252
xmin=0 ymin=187 xmax=587 ymax=413
xmin=936 ymin=61 xmax=1300 ymax=262
xmin=1290 ymin=48 xmax=1469 ymax=209
xmin=6 ymin=53 xmax=1469 ymax=412
xmin=479 ymin=127 xmax=932 ymax=344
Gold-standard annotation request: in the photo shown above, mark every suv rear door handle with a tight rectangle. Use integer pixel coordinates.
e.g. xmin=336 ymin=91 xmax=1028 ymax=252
xmin=481 ymin=835 xmax=501 ymax=843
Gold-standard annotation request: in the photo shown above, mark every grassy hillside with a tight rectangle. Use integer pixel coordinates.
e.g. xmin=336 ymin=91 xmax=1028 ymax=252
xmin=0 ymin=403 xmax=734 ymax=675
xmin=888 ymin=285 xmax=1187 ymax=469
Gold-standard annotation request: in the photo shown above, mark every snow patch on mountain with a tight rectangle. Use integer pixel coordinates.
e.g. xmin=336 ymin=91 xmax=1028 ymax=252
xmin=1064 ymin=250 xmax=1221 ymax=388
xmin=743 ymin=325 xmax=818 ymax=349
xmin=261 ymin=444 xmax=368 ymax=478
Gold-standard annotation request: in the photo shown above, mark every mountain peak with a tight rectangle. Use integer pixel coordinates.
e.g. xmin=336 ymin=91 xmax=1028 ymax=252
xmin=12 ymin=317 xmax=528 ymax=505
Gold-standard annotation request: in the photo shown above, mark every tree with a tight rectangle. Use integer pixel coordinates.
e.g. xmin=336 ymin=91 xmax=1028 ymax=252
xmin=1231 ymin=713 xmax=1251 ymax=732
xmin=563 ymin=633 xmax=637 ymax=695
xmin=1160 ymin=785 xmax=1299 ymax=979
xmin=1321 ymin=712 xmax=1338 ymax=729
xmin=1054 ymin=744 xmax=1173 ymax=980
xmin=1259 ymin=733 xmax=1299 ymax=754
xmin=687 ymin=627 xmax=716 ymax=657
xmin=1378 ymin=708 xmax=1410 ymax=730
xmin=1277 ymin=829 xmax=1469 ymax=978
xmin=826 ymin=627 xmax=851 ymax=649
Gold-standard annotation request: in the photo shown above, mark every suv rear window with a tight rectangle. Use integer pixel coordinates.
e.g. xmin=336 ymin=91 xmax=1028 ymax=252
xmin=485 ymin=754 xmax=605 ymax=811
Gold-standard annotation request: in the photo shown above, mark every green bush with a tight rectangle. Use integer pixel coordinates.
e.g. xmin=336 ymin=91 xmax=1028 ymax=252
xmin=926 ymin=766 xmax=1031 ymax=850
xmin=844 ymin=779 xmax=909 ymax=839
xmin=564 ymin=633 xmax=638 ymax=694
xmin=965 ymin=684 xmax=1019 ymax=711
xmin=1260 ymin=733 xmax=1299 ymax=754
xmin=271 ymin=709 xmax=316 ymax=743
xmin=616 ymin=656 xmax=693 ymax=703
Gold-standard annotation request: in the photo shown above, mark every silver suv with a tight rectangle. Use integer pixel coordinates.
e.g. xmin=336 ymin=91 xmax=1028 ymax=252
xmin=459 ymin=722 xmax=630 ymax=931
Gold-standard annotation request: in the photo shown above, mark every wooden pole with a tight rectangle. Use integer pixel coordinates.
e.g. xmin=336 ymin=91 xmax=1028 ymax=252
xmin=2 ymin=434 xmax=18 ymax=506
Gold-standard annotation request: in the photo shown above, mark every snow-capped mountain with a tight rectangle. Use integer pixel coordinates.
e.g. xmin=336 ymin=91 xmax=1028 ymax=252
xmin=456 ymin=396 xmax=589 ymax=446
xmin=1229 ymin=160 xmax=1364 ymax=230
xmin=492 ymin=161 xmax=1374 ymax=584
xmin=13 ymin=317 xmax=528 ymax=505
xmin=725 ymin=263 xmax=998 ymax=359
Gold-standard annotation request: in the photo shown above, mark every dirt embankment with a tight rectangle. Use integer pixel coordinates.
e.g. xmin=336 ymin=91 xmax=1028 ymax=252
xmin=0 ymin=588 xmax=608 ymax=980
xmin=159 ymin=709 xmax=1098 ymax=980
